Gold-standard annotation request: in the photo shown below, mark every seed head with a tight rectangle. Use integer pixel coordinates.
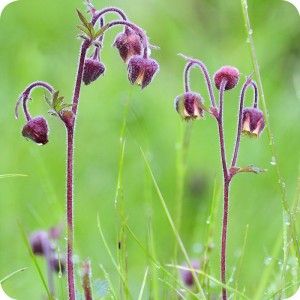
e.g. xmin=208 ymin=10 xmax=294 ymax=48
xmin=22 ymin=116 xmax=49 ymax=145
xmin=180 ymin=260 xmax=201 ymax=287
xmin=82 ymin=58 xmax=105 ymax=85
xmin=175 ymin=92 xmax=204 ymax=120
xmin=29 ymin=231 xmax=49 ymax=256
xmin=242 ymin=107 xmax=265 ymax=137
xmin=214 ymin=66 xmax=239 ymax=90
xmin=127 ymin=55 xmax=159 ymax=88
xmin=113 ymin=27 xmax=142 ymax=63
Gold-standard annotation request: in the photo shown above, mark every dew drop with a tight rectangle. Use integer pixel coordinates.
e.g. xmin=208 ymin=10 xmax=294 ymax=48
xmin=270 ymin=156 xmax=276 ymax=166
xmin=264 ymin=257 xmax=272 ymax=265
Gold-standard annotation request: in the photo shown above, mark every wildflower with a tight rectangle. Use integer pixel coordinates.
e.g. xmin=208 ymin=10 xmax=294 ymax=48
xmin=113 ymin=27 xmax=142 ymax=63
xmin=127 ymin=55 xmax=159 ymax=88
xmin=180 ymin=260 xmax=201 ymax=287
xmin=29 ymin=231 xmax=49 ymax=255
xmin=174 ymin=92 xmax=204 ymax=120
xmin=82 ymin=58 xmax=105 ymax=85
xmin=22 ymin=116 xmax=49 ymax=145
xmin=214 ymin=66 xmax=239 ymax=90
xmin=242 ymin=107 xmax=265 ymax=137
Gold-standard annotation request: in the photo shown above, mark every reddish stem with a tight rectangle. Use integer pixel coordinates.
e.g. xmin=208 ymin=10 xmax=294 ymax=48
xmin=66 ymin=128 xmax=75 ymax=300
xmin=183 ymin=59 xmax=216 ymax=107
xmin=231 ymin=78 xmax=257 ymax=168
xmin=217 ymin=79 xmax=229 ymax=300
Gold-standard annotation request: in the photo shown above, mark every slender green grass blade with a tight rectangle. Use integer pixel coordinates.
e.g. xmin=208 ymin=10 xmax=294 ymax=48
xmin=0 ymin=267 xmax=28 ymax=284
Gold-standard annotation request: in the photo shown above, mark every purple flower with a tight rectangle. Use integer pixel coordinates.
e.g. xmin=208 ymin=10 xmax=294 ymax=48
xmin=22 ymin=116 xmax=49 ymax=145
xmin=180 ymin=260 xmax=200 ymax=287
xmin=127 ymin=55 xmax=159 ymax=88
xmin=29 ymin=230 xmax=49 ymax=255
xmin=175 ymin=92 xmax=204 ymax=120
xmin=214 ymin=66 xmax=239 ymax=90
xmin=242 ymin=107 xmax=265 ymax=137
xmin=113 ymin=27 xmax=142 ymax=63
xmin=82 ymin=58 xmax=105 ymax=85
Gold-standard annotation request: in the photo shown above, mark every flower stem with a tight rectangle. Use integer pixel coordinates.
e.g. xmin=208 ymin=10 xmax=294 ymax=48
xmin=66 ymin=39 xmax=90 ymax=300
xmin=221 ymin=180 xmax=229 ymax=300
xmin=217 ymin=79 xmax=229 ymax=300
xmin=66 ymin=127 xmax=75 ymax=300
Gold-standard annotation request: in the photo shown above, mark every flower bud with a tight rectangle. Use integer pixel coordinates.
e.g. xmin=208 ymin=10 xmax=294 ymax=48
xmin=113 ymin=27 xmax=142 ymax=63
xmin=22 ymin=116 xmax=49 ymax=145
xmin=127 ymin=55 xmax=159 ymax=89
xmin=180 ymin=260 xmax=201 ymax=287
xmin=29 ymin=231 xmax=49 ymax=256
xmin=174 ymin=92 xmax=204 ymax=120
xmin=214 ymin=66 xmax=239 ymax=90
xmin=242 ymin=107 xmax=265 ymax=137
xmin=82 ymin=58 xmax=105 ymax=85
xmin=50 ymin=256 xmax=66 ymax=274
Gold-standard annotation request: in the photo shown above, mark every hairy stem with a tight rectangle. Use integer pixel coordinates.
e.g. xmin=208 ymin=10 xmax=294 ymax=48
xmin=183 ymin=59 xmax=216 ymax=107
xmin=221 ymin=180 xmax=230 ymax=300
xmin=66 ymin=128 xmax=75 ymax=300
xmin=217 ymin=79 xmax=229 ymax=300
xmin=231 ymin=78 xmax=257 ymax=168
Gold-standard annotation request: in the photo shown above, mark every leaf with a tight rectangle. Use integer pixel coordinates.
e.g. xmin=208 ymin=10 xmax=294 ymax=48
xmin=94 ymin=24 xmax=109 ymax=39
xmin=76 ymin=9 xmax=90 ymax=29
xmin=77 ymin=25 xmax=91 ymax=37
xmin=230 ymin=165 xmax=267 ymax=176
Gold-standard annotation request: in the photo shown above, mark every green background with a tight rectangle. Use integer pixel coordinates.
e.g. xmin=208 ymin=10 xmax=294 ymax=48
xmin=0 ymin=0 xmax=299 ymax=299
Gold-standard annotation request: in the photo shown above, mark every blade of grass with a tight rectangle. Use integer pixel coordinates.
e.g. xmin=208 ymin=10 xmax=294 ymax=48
xmin=18 ymin=223 xmax=53 ymax=300
xmin=0 ymin=267 xmax=28 ymax=284
xmin=167 ymin=264 xmax=250 ymax=300
xmin=137 ymin=267 xmax=149 ymax=300
xmin=0 ymin=174 xmax=27 ymax=179
xmin=140 ymin=147 xmax=206 ymax=299
xmin=241 ymin=1 xmax=299 ymax=295
xmin=174 ymin=122 xmax=193 ymax=262
xmin=96 ymin=214 xmax=132 ymax=299
xmin=99 ymin=264 xmax=117 ymax=300
xmin=234 ymin=224 xmax=249 ymax=300
xmin=125 ymin=223 xmax=198 ymax=298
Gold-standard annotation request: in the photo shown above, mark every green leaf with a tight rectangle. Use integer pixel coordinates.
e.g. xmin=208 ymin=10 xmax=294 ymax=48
xmin=94 ymin=24 xmax=109 ymax=39
xmin=77 ymin=25 xmax=91 ymax=37
xmin=76 ymin=9 xmax=90 ymax=29
xmin=231 ymin=165 xmax=267 ymax=176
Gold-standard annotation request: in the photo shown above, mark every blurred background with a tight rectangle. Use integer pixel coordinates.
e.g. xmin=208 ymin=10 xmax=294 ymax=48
xmin=0 ymin=0 xmax=299 ymax=299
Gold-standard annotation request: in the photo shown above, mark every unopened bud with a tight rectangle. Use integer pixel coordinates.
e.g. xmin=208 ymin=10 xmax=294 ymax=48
xmin=113 ymin=27 xmax=142 ymax=63
xmin=127 ymin=55 xmax=159 ymax=88
xmin=29 ymin=231 xmax=49 ymax=256
xmin=82 ymin=58 xmax=105 ymax=85
xmin=22 ymin=116 xmax=49 ymax=145
xmin=180 ymin=260 xmax=201 ymax=287
xmin=214 ymin=66 xmax=239 ymax=90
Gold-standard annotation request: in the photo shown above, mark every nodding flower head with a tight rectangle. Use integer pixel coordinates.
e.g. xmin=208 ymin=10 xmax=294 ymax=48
xmin=127 ymin=55 xmax=159 ymax=89
xmin=180 ymin=260 xmax=201 ymax=287
xmin=50 ymin=256 xmax=66 ymax=273
xmin=113 ymin=27 xmax=142 ymax=63
xmin=29 ymin=231 xmax=49 ymax=256
xmin=22 ymin=116 xmax=49 ymax=145
xmin=214 ymin=66 xmax=239 ymax=90
xmin=82 ymin=58 xmax=105 ymax=85
xmin=175 ymin=92 xmax=204 ymax=120
xmin=242 ymin=107 xmax=265 ymax=137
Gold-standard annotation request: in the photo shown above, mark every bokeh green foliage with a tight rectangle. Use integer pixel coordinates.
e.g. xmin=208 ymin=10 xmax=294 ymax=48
xmin=0 ymin=0 xmax=299 ymax=298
